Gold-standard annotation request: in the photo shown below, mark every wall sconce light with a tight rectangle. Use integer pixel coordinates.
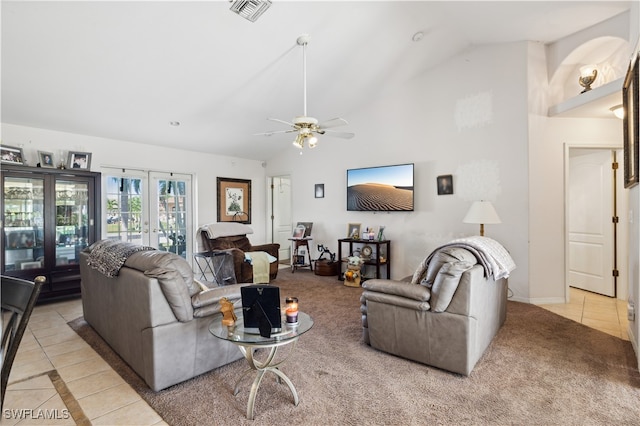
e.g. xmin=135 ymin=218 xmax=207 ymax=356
xmin=463 ymin=200 xmax=501 ymax=236
xmin=610 ymin=104 xmax=624 ymax=119
xmin=579 ymin=65 xmax=598 ymax=93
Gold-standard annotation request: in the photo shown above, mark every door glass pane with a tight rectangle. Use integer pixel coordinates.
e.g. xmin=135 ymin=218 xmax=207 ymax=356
xmin=55 ymin=180 xmax=89 ymax=266
xmin=105 ymin=177 xmax=144 ymax=244
xmin=157 ymin=179 xmax=187 ymax=258
xmin=3 ymin=177 xmax=45 ymax=271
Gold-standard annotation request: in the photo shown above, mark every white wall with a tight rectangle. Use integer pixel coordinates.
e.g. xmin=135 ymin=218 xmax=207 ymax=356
xmin=2 ymin=14 xmax=632 ymax=315
xmin=266 ymin=42 xmax=531 ymax=299
xmin=0 ymin=123 xmax=268 ymax=249
xmin=528 ymin=115 xmax=623 ymax=303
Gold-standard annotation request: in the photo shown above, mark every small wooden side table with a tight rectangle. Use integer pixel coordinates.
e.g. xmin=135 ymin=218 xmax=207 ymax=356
xmin=289 ymin=238 xmax=313 ymax=273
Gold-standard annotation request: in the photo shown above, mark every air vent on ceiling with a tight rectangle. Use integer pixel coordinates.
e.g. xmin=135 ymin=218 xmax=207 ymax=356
xmin=229 ymin=0 xmax=272 ymax=22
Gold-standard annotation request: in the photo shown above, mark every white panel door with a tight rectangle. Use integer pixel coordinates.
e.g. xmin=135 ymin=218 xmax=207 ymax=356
xmin=270 ymin=176 xmax=292 ymax=261
xmin=568 ymin=150 xmax=615 ymax=296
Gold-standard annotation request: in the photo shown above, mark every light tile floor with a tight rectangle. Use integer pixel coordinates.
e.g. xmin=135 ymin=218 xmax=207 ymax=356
xmin=1 ymin=297 xmax=167 ymax=426
xmin=2 ymin=287 xmax=629 ymax=425
xmin=538 ymin=286 xmax=630 ymax=341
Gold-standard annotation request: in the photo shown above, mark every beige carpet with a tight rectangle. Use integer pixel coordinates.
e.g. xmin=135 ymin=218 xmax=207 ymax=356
xmin=69 ymin=271 xmax=640 ymax=425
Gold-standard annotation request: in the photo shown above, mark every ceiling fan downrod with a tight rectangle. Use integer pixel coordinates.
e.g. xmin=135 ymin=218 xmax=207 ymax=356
xmin=297 ymin=34 xmax=310 ymax=118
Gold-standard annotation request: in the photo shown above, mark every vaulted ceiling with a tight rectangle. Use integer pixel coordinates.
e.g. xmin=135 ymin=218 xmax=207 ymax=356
xmin=1 ymin=1 xmax=631 ymax=161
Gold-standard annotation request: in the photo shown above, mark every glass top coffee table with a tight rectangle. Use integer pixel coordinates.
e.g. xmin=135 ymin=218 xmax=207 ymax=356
xmin=209 ymin=309 xmax=314 ymax=420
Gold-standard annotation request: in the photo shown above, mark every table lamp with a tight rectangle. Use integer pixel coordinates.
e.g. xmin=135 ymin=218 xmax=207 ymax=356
xmin=463 ymin=200 xmax=501 ymax=236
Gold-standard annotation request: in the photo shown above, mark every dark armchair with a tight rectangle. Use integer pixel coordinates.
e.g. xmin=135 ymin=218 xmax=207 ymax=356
xmin=198 ymin=223 xmax=280 ymax=283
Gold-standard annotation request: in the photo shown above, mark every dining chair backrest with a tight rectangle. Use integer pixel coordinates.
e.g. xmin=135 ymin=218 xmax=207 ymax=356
xmin=1 ymin=275 xmax=45 ymax=411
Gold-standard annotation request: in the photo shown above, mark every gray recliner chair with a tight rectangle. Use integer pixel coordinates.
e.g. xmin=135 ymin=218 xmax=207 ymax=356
xmin=360 ymin=246 xmax=509 ymax=375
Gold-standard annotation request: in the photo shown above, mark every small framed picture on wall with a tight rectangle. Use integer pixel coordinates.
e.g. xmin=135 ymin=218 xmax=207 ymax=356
xmin=437 ymin=174 xmax=454 ymax=195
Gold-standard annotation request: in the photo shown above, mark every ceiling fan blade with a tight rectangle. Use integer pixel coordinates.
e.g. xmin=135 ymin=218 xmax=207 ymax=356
xmin=318 ymin=117 xmax=349 ymax=129
xmin=268 ymin=117 xmax=295 ymax=127
xmin=254 ymin=129 xmax=296 ymax=137
xmin=322 ymin=129 xmax=355 ymax=139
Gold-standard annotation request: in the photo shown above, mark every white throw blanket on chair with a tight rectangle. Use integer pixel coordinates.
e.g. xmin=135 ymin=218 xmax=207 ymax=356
xmin=244 ymin=251 xmax=271 ymax=284
xmin=412 ymin=236 xmax=516 ymax=284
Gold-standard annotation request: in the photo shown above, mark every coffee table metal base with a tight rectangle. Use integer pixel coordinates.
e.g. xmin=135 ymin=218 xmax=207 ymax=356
xmin=234 ymin=340 xmax=299 ymax=420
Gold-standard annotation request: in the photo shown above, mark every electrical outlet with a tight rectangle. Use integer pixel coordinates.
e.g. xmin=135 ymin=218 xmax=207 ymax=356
xmin=628 ymin=301 xmax=635 ymax=322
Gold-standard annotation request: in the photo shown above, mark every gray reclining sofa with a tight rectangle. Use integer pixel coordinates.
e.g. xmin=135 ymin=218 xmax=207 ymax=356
xmin=80 ymin=240 xmax=246 ymax=391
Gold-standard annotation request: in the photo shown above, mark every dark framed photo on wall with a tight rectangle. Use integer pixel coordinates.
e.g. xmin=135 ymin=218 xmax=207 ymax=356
xmin=217 ymin=177 xmax=251 ymax=223
xmin=623 ymin=51 xmax=639 ymax=189
xmin=437 ymin=174 xmax=453 ymax=195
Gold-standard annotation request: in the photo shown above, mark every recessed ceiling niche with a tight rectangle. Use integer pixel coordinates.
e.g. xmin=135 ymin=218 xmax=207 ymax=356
xmin=549 ymin=36 xmax=630 ymax=106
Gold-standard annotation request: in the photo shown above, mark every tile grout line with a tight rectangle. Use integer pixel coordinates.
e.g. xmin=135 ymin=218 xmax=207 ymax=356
xmin=48 ymin=369 xmax=92 ymax=426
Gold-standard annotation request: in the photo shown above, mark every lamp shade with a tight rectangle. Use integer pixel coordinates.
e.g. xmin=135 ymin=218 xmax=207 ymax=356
xmin=463 ymin=201 xmax=501 ymax=225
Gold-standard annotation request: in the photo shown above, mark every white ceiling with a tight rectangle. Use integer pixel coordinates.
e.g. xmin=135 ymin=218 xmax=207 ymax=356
xmin=1 ymin=1 xmax=631 ymax=161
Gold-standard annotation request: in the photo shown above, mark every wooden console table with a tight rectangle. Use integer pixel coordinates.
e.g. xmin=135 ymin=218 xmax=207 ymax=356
xmin=337 ymin=238 xmax=390 ymax=281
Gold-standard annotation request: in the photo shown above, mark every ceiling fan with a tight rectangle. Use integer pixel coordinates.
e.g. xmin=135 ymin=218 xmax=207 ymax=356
xmin=255 ymin=34 xmax=355 ymax=149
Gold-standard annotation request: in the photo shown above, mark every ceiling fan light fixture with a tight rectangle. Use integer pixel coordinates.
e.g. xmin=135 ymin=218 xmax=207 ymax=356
xmin=293 ymin=134 xmax=304 ymax=149
xmin=229 ymin=0 xmax=271 ymax=22
xmin=256 ymin=34 xmax=354 ymax=149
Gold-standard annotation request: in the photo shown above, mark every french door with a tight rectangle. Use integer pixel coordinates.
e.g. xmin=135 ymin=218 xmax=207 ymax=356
xmin=103 ymin=168 xmax=193 ymax=261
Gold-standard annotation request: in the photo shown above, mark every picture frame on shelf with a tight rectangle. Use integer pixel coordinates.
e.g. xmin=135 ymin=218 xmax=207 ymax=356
xmin=217 ymin=177 xmax=252 ymax=224
xmin=1 ymin=145 xmax=25 ymax=165
xmin=292 ymin=224 xmax=305 ymax=239
xmin=624 ymin=51 xmax=639 ymax=188
xmin=67 ymin=151 xmax=92 ymax=170
xmin=38 ymin=151 xmax=55 ymax=168
xmin=347 ymin=223 xmax=361 ymax=239
xmin=296 ymin=222 xmax=313 ymax=238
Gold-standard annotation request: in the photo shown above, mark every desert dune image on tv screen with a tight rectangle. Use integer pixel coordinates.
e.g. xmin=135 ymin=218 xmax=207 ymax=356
xmin=347 ymin=164 xmax=413 ymax=211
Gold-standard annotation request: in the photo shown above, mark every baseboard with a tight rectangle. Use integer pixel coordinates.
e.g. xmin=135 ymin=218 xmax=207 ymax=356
xmin=628 ymin=323 xmax=639 ymax=369
xmin=528 ymin=296 xmax=566 ymax=305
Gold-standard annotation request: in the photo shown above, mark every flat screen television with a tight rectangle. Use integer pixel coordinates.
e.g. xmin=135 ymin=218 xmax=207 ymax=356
xmin=347 ymin=163 xmax=414 ymax=212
